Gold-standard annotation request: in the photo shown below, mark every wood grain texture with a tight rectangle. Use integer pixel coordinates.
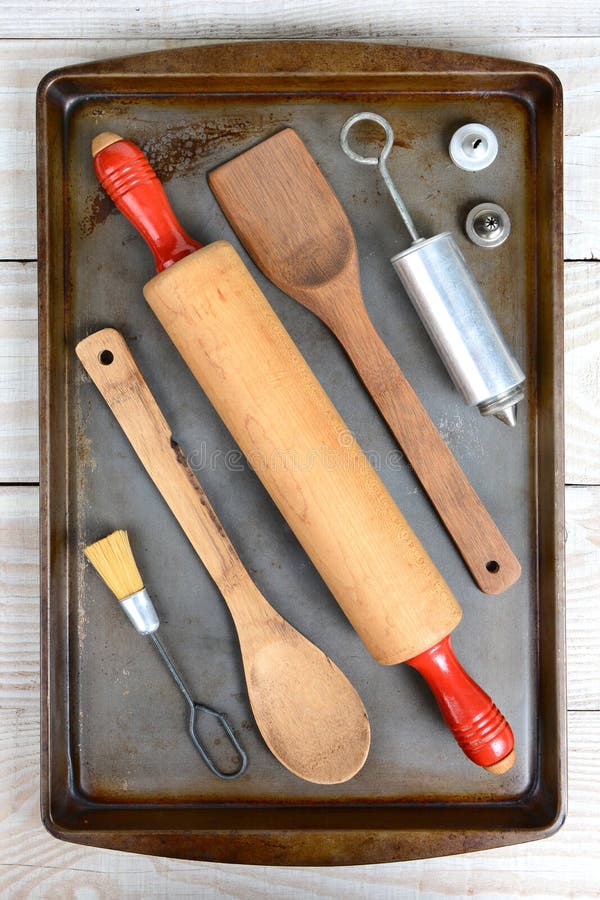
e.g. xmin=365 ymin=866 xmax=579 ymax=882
xmin=565 ymin=263 xmax=600 ymax=484
xmin=0 ymin=482 xmax=597 ymax=890
xmin=0 ymin=9 xmax=598 ymax=892
xmin=0 ymin=263 xmax=37 ymax=482
xmin=209 ymin=128 xmax=521 ymax=594
xmin=0 ymin=680 xmax=597 ymax=888
xmin=0 ymin=36 xmax=598 ymax=259
xmin=76 ymin=328 xmax=371 ymax=785
xmin=0 ymin=487 xmax=598 ymax=893
xmin=144 ymin=241 xmax=463 ymax=662
xmin=0 ymin=259 xmax=595 ymax=498
xmin=566 ymin=486 xmax=600 ymax=710
xmin=141 ymin=231 xmax=514 ymax=766
xmin=1 ymin=1 xmax=599 ymax=39
xmin=76 ymin=330 xmax=259 ymax=609
xmin=0 ymin=489 xmax=38 ymax=709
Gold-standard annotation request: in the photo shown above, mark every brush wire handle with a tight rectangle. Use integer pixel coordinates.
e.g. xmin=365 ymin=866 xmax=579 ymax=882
xmin=407 ymin=635 xmax=514 ymax=772
xmin=149 ymin=632 xmax=248 ymax=779
xmin=92 ymin=133 xmax=201 ymax=271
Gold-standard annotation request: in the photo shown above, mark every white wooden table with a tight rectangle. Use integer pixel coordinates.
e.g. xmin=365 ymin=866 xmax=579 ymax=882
xmin=1 ymin=2 xmax=599 ymax=896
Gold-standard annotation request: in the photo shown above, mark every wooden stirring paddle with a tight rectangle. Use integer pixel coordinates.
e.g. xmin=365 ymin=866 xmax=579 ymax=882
xmin=209 ymin=129 xmax=521 ymax=595
xmin=77 ymin=327 xmax=371 ymax=785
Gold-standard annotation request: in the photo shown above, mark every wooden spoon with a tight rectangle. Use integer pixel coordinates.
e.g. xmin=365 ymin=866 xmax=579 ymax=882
xmin=209 ymin=129 xmax=521 ymax=595
xmin=76 ymin=327 xmax=371 ymax=784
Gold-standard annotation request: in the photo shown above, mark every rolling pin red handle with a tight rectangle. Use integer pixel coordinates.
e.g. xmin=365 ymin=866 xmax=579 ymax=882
xmin=91 ymin=133 xmax=201 ymax=272
xmin=407 ymin=635 xmax=515 ymax=773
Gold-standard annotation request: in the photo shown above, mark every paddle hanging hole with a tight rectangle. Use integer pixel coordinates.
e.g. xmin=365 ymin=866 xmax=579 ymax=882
xmin=486 ymin=560 xmax=500 ymax=574
xmin=99 ymin=349 xmax=114 ymax=365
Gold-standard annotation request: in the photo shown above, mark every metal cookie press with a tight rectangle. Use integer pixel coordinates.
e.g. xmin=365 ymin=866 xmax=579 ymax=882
xmin=340 ymin=112 xmax=526 ymax=427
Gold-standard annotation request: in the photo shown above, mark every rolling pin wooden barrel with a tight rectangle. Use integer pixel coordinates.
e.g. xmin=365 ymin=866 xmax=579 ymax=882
xmin=91 ymin=132 xmax=515 ymax=772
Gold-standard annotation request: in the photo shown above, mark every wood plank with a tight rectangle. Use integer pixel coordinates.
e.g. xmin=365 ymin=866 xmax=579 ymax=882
xmin=1 ymin=486 xmax=593 ymax=713
xmin=0 ymin=39 xmax=182 ymax=261
xmin=2 ymin=260 xmax=594 ymax=488
xmin=0 ymin=37 xmax=598 ymax=260
xmin=0 ymin=489 xmax=38 ymax=707
xmin=565 ymin=139 xmax=600 ymax=261
xmin=565 ymin=263 xmax=600 ymax=484
xmin=0 ymin=1 xmax=598 ymax=40
xmin=0 ymin=263 xmax=37 ymax=483
xmin=0 ymin=485 xmax=597 ymax=894
xmin=566 ymin=486 xmax=600 ymax=710
xmin=0 ymin=20 xmax=597 ymax=887
xmin=0 ymin=702 xmax=597 ymax=893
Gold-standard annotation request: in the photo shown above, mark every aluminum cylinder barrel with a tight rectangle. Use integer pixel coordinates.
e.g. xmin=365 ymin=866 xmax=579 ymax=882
xmin=390 ymin=233 xmax=525 ymax=415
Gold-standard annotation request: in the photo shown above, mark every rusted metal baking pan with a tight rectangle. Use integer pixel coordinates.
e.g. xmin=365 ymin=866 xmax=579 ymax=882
xmin=37 ymin=41 xmax=565 ymax=865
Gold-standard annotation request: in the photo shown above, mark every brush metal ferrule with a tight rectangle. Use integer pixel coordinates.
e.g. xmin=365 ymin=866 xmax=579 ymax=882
xmin=120 ymin=588 xmax=160 ymax=635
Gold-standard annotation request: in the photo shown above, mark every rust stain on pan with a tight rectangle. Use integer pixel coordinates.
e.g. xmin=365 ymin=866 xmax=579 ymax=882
xmin=142 ymin=116 xmax=286 ymax=181
xmin=80 ymin=114 xmax=290 ymax=235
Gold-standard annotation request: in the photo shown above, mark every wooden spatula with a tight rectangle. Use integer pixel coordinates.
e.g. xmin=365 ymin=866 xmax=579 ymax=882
xmin=77 ymin=327 xmax=371 ymax=785
xmin=209 ymin=128 xmax=521 ymax=595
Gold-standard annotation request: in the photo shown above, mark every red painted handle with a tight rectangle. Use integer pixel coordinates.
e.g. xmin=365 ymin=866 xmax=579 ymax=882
xmin=92 ymin=133 xmax=201 ymax=272
xmin=407 ymin=635 xmax=514 ymax=772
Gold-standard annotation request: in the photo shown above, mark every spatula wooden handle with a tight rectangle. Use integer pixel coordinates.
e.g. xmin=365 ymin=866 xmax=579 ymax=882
xmin=92 ymin=133 xmax=201 ymax=271
xmin=76 ymin=327 xmax=261 ymax=626
xmin=408 ymin=636 xmax=514 ymax=772
xmin=336 ymin=308 xmax=522 ymax=595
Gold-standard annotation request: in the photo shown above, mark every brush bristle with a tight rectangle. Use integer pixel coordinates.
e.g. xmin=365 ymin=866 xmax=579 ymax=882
xmin=84 ymin=530 xmax=144 ymax=600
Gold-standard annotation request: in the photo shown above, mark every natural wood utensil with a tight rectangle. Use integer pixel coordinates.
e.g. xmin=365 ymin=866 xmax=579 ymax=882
xmin=76 ymin=327 xmax=371 ymax=785
xmin=91 ymin=133 xmax=515 ymax=772
xmin=208 ymin=128 xmax=521 ymax=595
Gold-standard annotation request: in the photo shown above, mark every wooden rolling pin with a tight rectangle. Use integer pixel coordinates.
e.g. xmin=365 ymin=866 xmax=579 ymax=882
xmin=91 ymin=132 xmax=515 ymax=772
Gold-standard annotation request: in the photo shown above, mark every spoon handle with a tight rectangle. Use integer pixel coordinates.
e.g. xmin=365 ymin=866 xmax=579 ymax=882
xmin=337 ymin=306 xmax=522 ymax=595
xmin=76 ymin=327 xmax=262 ymax=625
